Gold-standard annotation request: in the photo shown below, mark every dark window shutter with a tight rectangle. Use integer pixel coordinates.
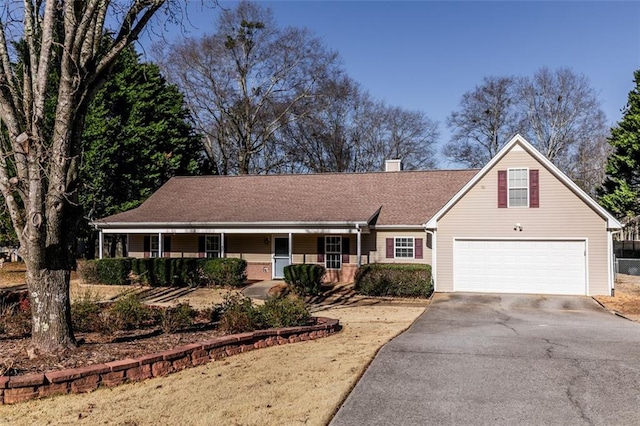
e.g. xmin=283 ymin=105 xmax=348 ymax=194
xmin=529 ymin=169 xmax=539 ymax=208
xmin=386 ymin=238 xmax=394 ymax=258
xmin=198 ymin=236 xmax=205 ymax=258
xmin=415 ymin=238 xmax=423 ymax=259
xmin=498 ymin=170 xmax=507 ymax=208
xmin=143 ymin=236 xmax=150 ymax=258
xmin=317 ymin=237 xmax=325 ymax=263
xmin=426 ymin=233 xmax=433 ymax=249
xmin=342 ymin=237 xmax=350 ymax=264
xmin=163 ymin=236 xmax=171 ymax=257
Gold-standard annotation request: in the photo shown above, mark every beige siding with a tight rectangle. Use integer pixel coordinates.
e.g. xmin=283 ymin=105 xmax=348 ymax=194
xmin=436 ymin=148 xmax=610 ymax=295
xmin=369 ymin=230 xmax=432 ymax=264
xmin=226 ymin=234 xmax=271 ymax=262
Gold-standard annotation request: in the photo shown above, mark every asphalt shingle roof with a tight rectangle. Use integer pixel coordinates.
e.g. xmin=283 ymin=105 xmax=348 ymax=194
xmin=97 ymin=169 xmax=478 ymax=227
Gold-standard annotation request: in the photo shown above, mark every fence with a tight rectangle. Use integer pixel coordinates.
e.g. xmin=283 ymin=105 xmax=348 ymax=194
xmin=615 ymin=258 xmax=640 ymax=276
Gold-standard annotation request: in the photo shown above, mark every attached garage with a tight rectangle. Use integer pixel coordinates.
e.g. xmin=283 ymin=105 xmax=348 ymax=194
xmin=453 ymin=239 xmax=587 ymax=295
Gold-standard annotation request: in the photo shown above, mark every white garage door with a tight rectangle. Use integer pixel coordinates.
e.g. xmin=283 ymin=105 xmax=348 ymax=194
xmin=454 ymin=240 xmax=587 ymax=295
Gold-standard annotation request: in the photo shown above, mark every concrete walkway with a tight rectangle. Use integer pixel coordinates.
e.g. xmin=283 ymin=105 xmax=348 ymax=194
xmin=242 ymin=280 xmax=281 ymax=300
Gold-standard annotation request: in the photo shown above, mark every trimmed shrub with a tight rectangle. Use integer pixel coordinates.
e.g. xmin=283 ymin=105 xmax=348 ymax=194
xmin=77 ymin=260 xmax=100 ymax=284
xmin=354 ymin=264 xmax=433 ymax=298
xmin=259 ymin=296 xmax=311 ymax=328
xmin=202 ymin=258 xmax=247 ymax=287
xmin=93 ymin=258 xmax=132 ymax=285
xmin=283 ymin=264 xmax=326 ymax=296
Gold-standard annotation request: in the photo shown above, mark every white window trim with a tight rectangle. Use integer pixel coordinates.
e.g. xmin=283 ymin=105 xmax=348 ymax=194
xmin=507 ymin=167 xmax=529 ymax=208
xmin=394 ymin=237 xmax=415 ymax=259
xmin=325 ymin=235 xmax=342 ymax=270
xmin=205 ymin=235 xmax=221 ymax=258
xmin=150 ymin=235 xmax=159 ymax=258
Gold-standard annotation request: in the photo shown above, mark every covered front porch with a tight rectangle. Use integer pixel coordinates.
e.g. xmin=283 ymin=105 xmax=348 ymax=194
xmin=98 ymin=225 xmax=371 ymax=283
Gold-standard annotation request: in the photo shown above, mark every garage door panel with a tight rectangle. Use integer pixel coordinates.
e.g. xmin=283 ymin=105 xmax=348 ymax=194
xmin=454 ymin=240 xmax=586 ymax=295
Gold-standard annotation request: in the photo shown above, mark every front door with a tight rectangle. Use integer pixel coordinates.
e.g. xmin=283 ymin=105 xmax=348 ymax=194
xmin=273 ymin=236 xmax=290 ymax=279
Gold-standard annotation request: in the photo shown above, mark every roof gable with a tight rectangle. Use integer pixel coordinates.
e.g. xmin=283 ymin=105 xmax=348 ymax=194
xmin=425 ymin=135 xmax=622 ymax=229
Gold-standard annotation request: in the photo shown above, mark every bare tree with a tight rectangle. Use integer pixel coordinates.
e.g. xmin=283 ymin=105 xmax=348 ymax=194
xmin=519 ymin=67 xmax=608 ymax=170
xmin=444 ymin=76 xmax=522 ymax=167
xmin=281 ymin=76 xmax=439 ymax=173
xmin=0 ymin=1 xmax=176 ymax=353
xmin=158 ymin=1 xmax=339 ymax=175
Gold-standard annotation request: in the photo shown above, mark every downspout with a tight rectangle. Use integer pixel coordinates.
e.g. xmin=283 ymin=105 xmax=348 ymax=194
xmin=609 ymin=229 xmax=622 ymax=296
xmin=356 ymin=224 xmax=362 ymax=267
xmin=426 ymin=228 xmax=436 ymax=292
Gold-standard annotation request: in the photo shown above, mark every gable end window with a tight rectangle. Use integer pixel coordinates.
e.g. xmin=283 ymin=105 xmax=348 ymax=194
xmin=508 ymin=168 xmax=529 ymax=207
xmin=498 ymin=168 xmax=539 ymax=208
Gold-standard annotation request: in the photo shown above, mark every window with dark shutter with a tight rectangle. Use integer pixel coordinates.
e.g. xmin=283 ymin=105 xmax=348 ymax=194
xmin=386 ymin=238 xmax=394 ymax=258
xmin=426 ymin=233 xmax=433 ymax=249
xmin=163 ymin=236 xmax=171 ymax=258
xmin=198 ymin=236 xmax=205 ymax=258
xmin=342 ymin=237 xmax=350 ymax=264
xmin=498 ymin=170 xmax=507 ymax=208
xmin=529 ymin=169 xmax=539 ymax=208
xmin=317 ymin=237 xmax=325 ymax=263
xmin=415 ymin=238 xmax=423 ymax=259
xmin=143 ymin=236 xmax=150 ymax=258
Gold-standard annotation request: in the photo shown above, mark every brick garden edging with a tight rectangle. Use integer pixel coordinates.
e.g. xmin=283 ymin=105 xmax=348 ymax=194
xmin=0 ymin=317 xmax=340 ymax=405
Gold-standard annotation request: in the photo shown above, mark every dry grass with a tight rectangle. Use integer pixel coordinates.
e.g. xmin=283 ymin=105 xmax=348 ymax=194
xmin=0 ymin=304 xmax=425 ymax=425
xmin=594 ymin=274 xmax=640 ymax=321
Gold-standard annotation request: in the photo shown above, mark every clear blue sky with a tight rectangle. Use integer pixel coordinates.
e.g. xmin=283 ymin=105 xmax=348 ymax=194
xmin=142 ymin=1 xmax=640 ymax=167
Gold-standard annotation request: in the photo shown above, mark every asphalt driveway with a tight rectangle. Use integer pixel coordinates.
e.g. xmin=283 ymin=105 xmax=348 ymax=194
xmin=330 ymin=293 xmax=640 ymax=425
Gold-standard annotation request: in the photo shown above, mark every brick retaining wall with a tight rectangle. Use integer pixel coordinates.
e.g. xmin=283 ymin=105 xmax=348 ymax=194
xmin=0 ymin=317 xmax=339 ymax=405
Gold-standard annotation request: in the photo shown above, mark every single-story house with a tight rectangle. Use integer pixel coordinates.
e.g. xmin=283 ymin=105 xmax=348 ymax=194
xmin=94 ymin=135 xmax=622 ymax=296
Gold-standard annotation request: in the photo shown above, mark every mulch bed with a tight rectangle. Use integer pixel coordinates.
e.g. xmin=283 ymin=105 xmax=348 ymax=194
xmin=0 ymin=326 xmax=225 ymax=377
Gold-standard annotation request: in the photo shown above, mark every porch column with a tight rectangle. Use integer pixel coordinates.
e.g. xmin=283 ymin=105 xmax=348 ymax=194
xmin=98 ymin=230 xmax=104 ymax=259
xmin=158 ymin=232 xmax=163 ymax=258
xmin=221 ymin=232 xmax=226 ymax=258
xmin=288 ymin=232 xmax=293 ymax=264
xmin=356 ymin=225 xmax=362 ymax=267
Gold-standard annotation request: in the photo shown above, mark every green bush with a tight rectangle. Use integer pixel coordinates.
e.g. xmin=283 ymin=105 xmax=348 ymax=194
xmin=283 ymin=264 xmax=326 ymax=296
xmin=259 ymin=296 xmax=311 ymax=328
xmin=87 ymin=257 xmax=246 ymax=287
xmin=354 ymin=264 xmax=433 ymax=298
xmin=88 ymin=258 xmax=132 ymax=285
xmin=218 ymin=294 xmax=263 ymax=334
xmin=77 ymin=260 xmax=100 ymax=284
xmin=217 ymin=293 xmax=311 ymax=334
xmin=71 ymin=290 xmax=103 ymax=332
xmin=202 ymin=258 xmax=247 ymax=287
xmin=109 ymin=293 xmax=153 ymax=330
xmin=161 ymin=302 xmax=197 ymax=333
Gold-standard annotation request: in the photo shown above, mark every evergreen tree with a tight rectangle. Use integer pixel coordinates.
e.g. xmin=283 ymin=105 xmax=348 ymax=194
xmin=78 ymin=47 xmax=206 ymax=256
xmin=599 ymin=70 xmax=640 ymax=217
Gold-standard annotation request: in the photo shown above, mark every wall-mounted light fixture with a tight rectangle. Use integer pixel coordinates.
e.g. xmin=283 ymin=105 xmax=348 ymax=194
xmin=264 ymin=237 xmax=271 ymax=245
xmin=513 ymin=223 xmax=523 ymax=232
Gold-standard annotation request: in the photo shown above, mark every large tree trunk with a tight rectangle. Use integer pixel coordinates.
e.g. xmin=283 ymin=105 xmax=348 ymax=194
xmin=25 ymin=264 xmax=75 ymax=351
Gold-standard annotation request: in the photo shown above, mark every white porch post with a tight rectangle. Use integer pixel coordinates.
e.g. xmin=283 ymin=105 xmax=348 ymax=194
xmin=221 ymin=232 xmax=226 ymax=258
xmin=98 ymin=230 xmax=104 ymax=259
xmin=356 ymin=225 xmax=362 ymax=267
xmin=158 ymin=232 xmax=163 ymax=258
xmin=288 ymin=232 xmax=293 ymax=264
